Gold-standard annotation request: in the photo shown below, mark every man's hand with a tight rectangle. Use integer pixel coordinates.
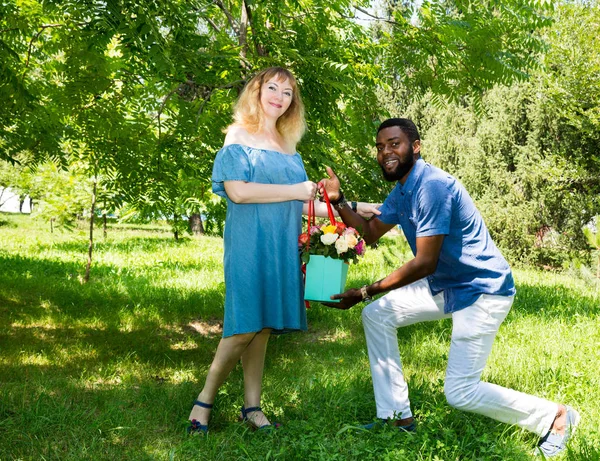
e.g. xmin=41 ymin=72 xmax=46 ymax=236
xmin=318 ymin=166 xmax=341 ymax=202
xmin=321 ymin=287 xmax=363 ymax=310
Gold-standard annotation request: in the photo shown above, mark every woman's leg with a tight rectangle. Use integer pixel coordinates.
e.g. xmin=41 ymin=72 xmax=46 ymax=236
xmin=189 ymin=332 xmax=257 ymax=424
xmin=241 ymin=328 xmax=272 ymax=427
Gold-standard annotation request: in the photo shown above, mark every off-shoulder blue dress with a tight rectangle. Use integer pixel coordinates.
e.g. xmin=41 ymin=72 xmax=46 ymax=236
xmin=212 ymin=144 xmax=308 ymax=337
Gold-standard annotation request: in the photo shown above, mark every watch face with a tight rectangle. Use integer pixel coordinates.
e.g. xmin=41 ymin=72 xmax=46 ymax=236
xmin=361 ymin=286 xmax=369 ymax=300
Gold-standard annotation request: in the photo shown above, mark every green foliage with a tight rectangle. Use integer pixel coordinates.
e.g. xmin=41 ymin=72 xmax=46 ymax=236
xmin=380 ymin=0 xmax=553 ymax=106
xmin=583 ymin=217 xmax=600 ymax=279
xmin=1 ymin=0 xmax=556 ymax=229
xmin=402 ymin=2 xmax=600 ymax=267
xmin=27 ymin=162 xmax=91 ymax=231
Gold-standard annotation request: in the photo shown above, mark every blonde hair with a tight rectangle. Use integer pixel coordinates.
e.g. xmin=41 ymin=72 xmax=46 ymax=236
xmin=230 ymin=67 xmax=306 ymax=148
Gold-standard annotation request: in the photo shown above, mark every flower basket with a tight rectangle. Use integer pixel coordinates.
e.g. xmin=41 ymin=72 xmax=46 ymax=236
xmin=304 ymin=255 xmax=349 ymax=303
xmin=299 ymin=188 xmax=366 ymax=304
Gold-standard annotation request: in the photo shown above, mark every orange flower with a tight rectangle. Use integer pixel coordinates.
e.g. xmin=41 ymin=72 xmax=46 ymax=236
xmin=335 ymin=222 xmax=346 ymax=234
xmin=298 ymin=232 xmax=310 ymax=247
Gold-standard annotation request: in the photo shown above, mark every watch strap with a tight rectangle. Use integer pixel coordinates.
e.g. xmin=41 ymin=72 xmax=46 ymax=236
xmin=360 ymin=285 xmax=372 ymax=302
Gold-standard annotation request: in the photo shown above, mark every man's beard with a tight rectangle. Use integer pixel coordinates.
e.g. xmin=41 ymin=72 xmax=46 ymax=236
xmin=380 ymin=145 xmax=415 ymax=182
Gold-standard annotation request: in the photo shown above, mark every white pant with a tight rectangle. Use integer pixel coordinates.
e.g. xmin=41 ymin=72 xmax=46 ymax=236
xmin=362 ymin=279 xmax=558 ymax=436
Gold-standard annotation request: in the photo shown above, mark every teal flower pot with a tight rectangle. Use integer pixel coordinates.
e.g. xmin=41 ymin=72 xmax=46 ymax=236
xmin=304 ymin=255 xmax=349 ymax=303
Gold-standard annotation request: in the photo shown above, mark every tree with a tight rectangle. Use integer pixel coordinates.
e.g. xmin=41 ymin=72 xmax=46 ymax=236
xmin=1 ymin=0 xmax=558 ymax=277
xmin=28 ymin=162 xmax=91 ymax=232
xmin=402 ymin=2 xmax=600 ymax=266
xmin=583 ymin=218 xmax=600 ymax=279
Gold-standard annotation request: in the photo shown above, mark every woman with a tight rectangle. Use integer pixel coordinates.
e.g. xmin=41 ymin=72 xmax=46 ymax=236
xmin=188 ymin=67 xmax=378 ymax=433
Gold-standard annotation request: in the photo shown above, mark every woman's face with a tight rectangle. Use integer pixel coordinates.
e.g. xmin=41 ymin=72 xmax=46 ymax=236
xmin=260 ymin=77 xmax=293 ymax=120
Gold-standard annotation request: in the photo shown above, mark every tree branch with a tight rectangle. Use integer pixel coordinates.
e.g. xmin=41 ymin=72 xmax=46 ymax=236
xmin=353 ymin=6 xmax=400 ymax=26
xmin=22 ymin=22 xmax=88 ymax=81
xmin=214 ymin=0 xmax=239 ymax=34
xmin=239 ymin=0 xmax=249 ymax=59
xmin=204 ymin=16 xmax=220 ymax=34
xmin=157 ymin=88 xmax=179 ymax=139
xmin=195 ymin=79 xmax=245 ymax=125
xmin=243 ymin=1 xmax=268 ymax=57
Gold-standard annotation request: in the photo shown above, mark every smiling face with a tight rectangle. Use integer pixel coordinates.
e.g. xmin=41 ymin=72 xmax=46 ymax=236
xmin=259 ymin=77 xmax=293 ymax=121
xmin=376 ymin=125 xmax=421 ymax=183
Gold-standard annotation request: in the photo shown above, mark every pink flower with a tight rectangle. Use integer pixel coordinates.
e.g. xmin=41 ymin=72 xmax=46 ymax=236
xmin=343 ymin=227 xmax=357 ymax=236
xmin=355 ymin=239 xmax=365 ymax=256
xmin=309 ymin=226 xmax=321 ymax=235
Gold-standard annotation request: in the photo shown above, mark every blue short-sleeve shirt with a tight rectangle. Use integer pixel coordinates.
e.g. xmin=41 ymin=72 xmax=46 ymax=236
xmin=378 ymin=158 xmax=515 ymax=313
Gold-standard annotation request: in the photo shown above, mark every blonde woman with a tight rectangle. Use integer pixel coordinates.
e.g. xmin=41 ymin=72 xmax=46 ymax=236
xmin=188 ymin=67 xmax=377 ymax=433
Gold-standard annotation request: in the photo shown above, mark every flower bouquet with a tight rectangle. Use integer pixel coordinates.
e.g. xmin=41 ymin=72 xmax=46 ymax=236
xmin=299 ymin=193 xmax=366 ymax=303
xmin=298 ymin=222 xmax=365 ymax=265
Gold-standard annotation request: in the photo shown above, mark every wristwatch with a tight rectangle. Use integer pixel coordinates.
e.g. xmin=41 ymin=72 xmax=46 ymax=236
xmin=360 ymin=285 xmax=372 ymax=302
xmin=330 ymin=191 xmax=348 ymax=209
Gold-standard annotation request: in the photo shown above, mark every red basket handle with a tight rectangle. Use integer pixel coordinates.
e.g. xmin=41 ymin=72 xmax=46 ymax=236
xmin=317 ymin=182 xmax=337 ymax=226
xmin=305 ymin=183 xmax=336 ymax=237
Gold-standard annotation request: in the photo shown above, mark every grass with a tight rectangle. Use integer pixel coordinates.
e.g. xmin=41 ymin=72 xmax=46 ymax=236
xmin=1 ymin=212 xmax=599 ymax=460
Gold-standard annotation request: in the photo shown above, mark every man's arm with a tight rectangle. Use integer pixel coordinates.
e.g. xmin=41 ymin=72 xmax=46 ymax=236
xmin=318 ymin=166 xmax=391 ymax=244
xmin=328 ymin=234 xmax=445 ymax=310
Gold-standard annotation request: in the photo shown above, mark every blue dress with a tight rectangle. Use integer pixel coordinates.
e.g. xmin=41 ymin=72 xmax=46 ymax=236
xmin=212 ymin=144 xmax=308 ymax=337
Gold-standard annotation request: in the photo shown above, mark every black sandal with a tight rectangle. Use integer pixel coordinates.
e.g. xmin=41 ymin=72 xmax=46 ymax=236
xmin=239 ymin=406 xmax=281 ymax=431
xmin=187 ymin=400 xmax=213 ymax=435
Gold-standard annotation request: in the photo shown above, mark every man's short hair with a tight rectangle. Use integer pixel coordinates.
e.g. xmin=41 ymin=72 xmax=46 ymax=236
xmin=377 ymin=118 xmax=421 ymax=144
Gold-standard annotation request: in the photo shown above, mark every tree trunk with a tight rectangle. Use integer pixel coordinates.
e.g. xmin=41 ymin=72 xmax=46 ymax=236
xmin=173 ymin=213 xmax=179 ymax=240
xmin=189 ymin=213 xmax=204 ymax=235
xmin=19 ymin=197 xmax=24 ymax=213
xmin=103 ymin=213 xmax=107 ymax=239
xmin=50 ymin=217 xmax=54 ymax=233
xmin=29 ymin=197 xmax=33 ymax=212
xmin=84 ymin=178 xmax=97 ymax=283
xmin=239 ymin=0 xmax=249 ymax=60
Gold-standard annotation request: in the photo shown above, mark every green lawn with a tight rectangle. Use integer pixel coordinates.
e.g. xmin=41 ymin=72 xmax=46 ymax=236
xmin=1 ymin=212 xmax=599 ymax=460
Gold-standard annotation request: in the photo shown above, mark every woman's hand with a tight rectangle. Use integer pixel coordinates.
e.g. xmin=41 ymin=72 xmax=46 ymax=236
xmin=296 ymin=181 xmax=318 ymax=201
xmin=357 ymin=203 xmax=382 ymax=219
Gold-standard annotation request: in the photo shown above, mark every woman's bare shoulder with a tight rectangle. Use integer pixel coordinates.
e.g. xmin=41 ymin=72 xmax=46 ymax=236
xmin=224 ymin=124 xmax=253 ymax=146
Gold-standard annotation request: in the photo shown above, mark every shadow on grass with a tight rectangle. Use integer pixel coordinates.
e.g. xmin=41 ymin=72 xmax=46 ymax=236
xmin=0 ymin=253 xmax=224 ymax=328
xmin=37 ymin=235 xmax=196 ymax=254
xmin=0 ymin=321 xmax=223 ymax=381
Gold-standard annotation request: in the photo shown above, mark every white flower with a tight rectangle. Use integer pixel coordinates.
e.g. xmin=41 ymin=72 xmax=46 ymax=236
xmin=321 ymin=233 xmax=339 ymax=245
xmin=335 ymin=235 xmax=349 ymax=254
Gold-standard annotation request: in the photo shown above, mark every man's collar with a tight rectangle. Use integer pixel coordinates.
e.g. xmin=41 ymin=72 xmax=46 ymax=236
xmin=398 ymin=157 xmax=425 ymax=192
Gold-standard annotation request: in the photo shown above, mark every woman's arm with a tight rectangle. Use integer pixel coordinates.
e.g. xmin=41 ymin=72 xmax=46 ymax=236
xmin=302 ymin=200 xmax=381 ymax=218
xmin=225 ymin=180 xmax=317 ymax=204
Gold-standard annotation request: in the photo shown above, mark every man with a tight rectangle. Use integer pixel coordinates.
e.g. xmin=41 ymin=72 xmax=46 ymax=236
xmin=319 ymin=118 xmax=579 ymax=457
